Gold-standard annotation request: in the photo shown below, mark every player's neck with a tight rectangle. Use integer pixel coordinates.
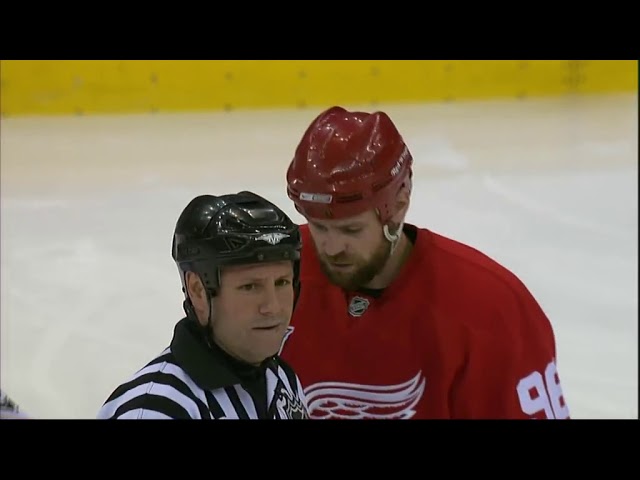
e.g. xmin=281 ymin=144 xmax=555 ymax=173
xmin=362 ymin=232 xmax=412 ymax=290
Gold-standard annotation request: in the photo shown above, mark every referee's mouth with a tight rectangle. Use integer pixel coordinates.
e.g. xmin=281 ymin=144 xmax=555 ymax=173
xmin=253 ymin=324 xmax=281 ymax=331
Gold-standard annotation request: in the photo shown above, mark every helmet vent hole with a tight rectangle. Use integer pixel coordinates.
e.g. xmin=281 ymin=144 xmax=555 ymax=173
xmin=336 ymin=193 xmax=363 ymax=203
xmin=224 ymin=237 xmax=247 ymax=251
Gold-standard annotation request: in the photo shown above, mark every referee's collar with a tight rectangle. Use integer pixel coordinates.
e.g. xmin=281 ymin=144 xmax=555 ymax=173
xmin=170 ymin=317 xmax=268 ymax=390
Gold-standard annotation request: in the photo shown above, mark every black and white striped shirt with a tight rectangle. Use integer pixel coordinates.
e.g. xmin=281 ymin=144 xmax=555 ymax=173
xmin=97 ymin=317 xmax=309 ymax=420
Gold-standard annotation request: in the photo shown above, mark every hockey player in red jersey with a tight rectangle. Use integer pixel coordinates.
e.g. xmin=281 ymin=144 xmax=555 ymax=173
xmin=279 ymin=106 xmax=570 ymax=419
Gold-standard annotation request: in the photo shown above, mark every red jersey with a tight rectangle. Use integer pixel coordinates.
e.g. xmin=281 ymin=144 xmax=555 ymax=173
xmin=280 ymin=224 xmax=570 ymax=419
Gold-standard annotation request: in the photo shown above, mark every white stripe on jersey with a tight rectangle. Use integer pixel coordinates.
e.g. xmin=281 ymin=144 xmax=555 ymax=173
xmin=210 ymin=388 xmax=237 ymax=419
xmin=136 ymin=360 xmax=210 ymax=408
xmin=98 ymin=382 xmax=203 ymax=419
xmin=233 ymin=384 xmax=258 ymax=418
xmin=265 ymin=368 xmax=279 ymax=409
xmin=99 ymin=352 xmax=212 ymax=419
xmin=116 ymin=409 xmax=174 ymax=419
xmin=278 ymin=365 xmax=294 ymax=393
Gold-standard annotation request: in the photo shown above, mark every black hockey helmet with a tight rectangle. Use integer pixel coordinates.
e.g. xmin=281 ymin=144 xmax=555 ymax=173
xmin=172 ymin=191 xmax=302 ymax=299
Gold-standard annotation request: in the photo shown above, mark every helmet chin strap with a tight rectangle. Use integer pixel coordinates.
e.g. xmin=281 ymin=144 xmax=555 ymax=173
xmin=377 ymin=207 xmax=404 ymax=256
xmin=383 ymin=221 xmax=404 ymax=256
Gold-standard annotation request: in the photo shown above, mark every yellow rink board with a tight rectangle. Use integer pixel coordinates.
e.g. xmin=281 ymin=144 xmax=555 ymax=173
xmin=1 ymin=60 xmax=637 ymax=116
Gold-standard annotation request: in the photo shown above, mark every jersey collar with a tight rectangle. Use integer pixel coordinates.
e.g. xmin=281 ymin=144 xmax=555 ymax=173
xmin=170 ymin=316 xmax=272 ymax=390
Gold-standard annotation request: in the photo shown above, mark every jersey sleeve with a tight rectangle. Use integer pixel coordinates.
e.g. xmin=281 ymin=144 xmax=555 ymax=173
xmin=450 ymin=281 xmax=571 ymax=420
xmin=96 ymin=377 xmax=206 ymax=420
xmin=107 ymin=408 xmax=175 ymax=419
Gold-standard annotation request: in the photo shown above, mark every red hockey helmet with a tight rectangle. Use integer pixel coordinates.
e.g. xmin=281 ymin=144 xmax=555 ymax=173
xmin=286 ymin=106 xmax=413 ymax=223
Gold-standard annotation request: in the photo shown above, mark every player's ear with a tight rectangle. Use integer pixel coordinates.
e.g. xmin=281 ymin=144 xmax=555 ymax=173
xmin=382 ymin=183 xmax=410 ymax=245
xmin=391 ymin=182 xmax=411 ymax=224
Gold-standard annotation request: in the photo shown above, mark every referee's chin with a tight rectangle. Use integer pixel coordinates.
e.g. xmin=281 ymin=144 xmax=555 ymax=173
xmin=243 ymin=323 xmax=289 ymax=364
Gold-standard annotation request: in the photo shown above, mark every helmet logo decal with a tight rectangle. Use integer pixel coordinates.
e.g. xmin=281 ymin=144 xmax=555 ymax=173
xmin=300 ymin=192 xmax=333 ymax=204
xmin=256 ymin=232 xmax=289 ymax=245
xmin=390 ymin=146 xmax=410 ymax=177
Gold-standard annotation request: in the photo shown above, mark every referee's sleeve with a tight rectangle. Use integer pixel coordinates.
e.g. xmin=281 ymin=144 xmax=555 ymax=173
xmin=110 ymin=408 xmax=175 ymax=419
xmin=97 ymin=382 xmax=198 ymax=419
xmin=97 ymin=363 xmax=211 ymax=419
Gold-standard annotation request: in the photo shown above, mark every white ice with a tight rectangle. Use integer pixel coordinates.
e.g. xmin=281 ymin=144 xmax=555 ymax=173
xmin=1 ymin=93 xmax=637 ymax=419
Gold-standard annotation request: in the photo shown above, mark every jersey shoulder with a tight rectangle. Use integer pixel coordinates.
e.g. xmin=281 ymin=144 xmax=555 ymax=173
xmin=97 ymin=347 xmax=204 ymax=420
xmin=427 ymin=229 xmax=535 ymax=303
xmin=424 ymin=229 xmax=550 ymax=340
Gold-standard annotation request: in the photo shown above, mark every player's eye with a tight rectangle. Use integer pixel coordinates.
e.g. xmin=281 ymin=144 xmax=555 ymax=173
xmin=310 ymin=222 xmax=328 ymax=232
xmin=340 ymin=226 xmax=362 ymax=235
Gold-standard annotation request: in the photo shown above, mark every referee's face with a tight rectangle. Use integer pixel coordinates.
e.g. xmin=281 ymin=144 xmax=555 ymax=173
xmin=213 ymin=260 xmax=296 ymax=365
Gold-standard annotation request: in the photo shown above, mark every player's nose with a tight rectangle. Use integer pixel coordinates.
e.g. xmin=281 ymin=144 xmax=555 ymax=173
xmin=321 ymin=233 xmax=344 ymax=257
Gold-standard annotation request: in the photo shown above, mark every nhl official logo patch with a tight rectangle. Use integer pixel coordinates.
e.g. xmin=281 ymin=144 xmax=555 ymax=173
xmin=348 ymin=296 xmax=370 ymax=317
xmin=275 ymin=386 xmax=308 ymax=420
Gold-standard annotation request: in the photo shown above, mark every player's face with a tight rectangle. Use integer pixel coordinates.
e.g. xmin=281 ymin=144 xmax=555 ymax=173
xmin=212 ymin=261 xmax=295 ymax=365
xmin=307 ymin=210 xmax=391 ymax=290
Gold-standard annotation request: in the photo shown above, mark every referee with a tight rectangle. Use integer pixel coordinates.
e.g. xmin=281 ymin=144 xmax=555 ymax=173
xmin=97 ymin=191 xmax=309 ymax=419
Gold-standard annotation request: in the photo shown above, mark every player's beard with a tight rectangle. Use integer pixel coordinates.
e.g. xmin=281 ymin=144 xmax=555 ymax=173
xmin=316 ymin=234 xmax=392 ymax=291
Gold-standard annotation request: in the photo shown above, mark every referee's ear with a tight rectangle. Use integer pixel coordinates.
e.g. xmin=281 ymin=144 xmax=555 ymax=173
xmin=186 ymin=272 xmax=208 ymax=326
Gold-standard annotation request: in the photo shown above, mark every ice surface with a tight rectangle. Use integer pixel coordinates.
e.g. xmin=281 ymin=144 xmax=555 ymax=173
xmin=1 ymin=93 xmax=637 ymax=419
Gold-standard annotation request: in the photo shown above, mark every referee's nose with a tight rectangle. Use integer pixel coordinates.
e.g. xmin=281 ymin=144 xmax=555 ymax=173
xmin=258 ymin=281 xmax=282 ymax=317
